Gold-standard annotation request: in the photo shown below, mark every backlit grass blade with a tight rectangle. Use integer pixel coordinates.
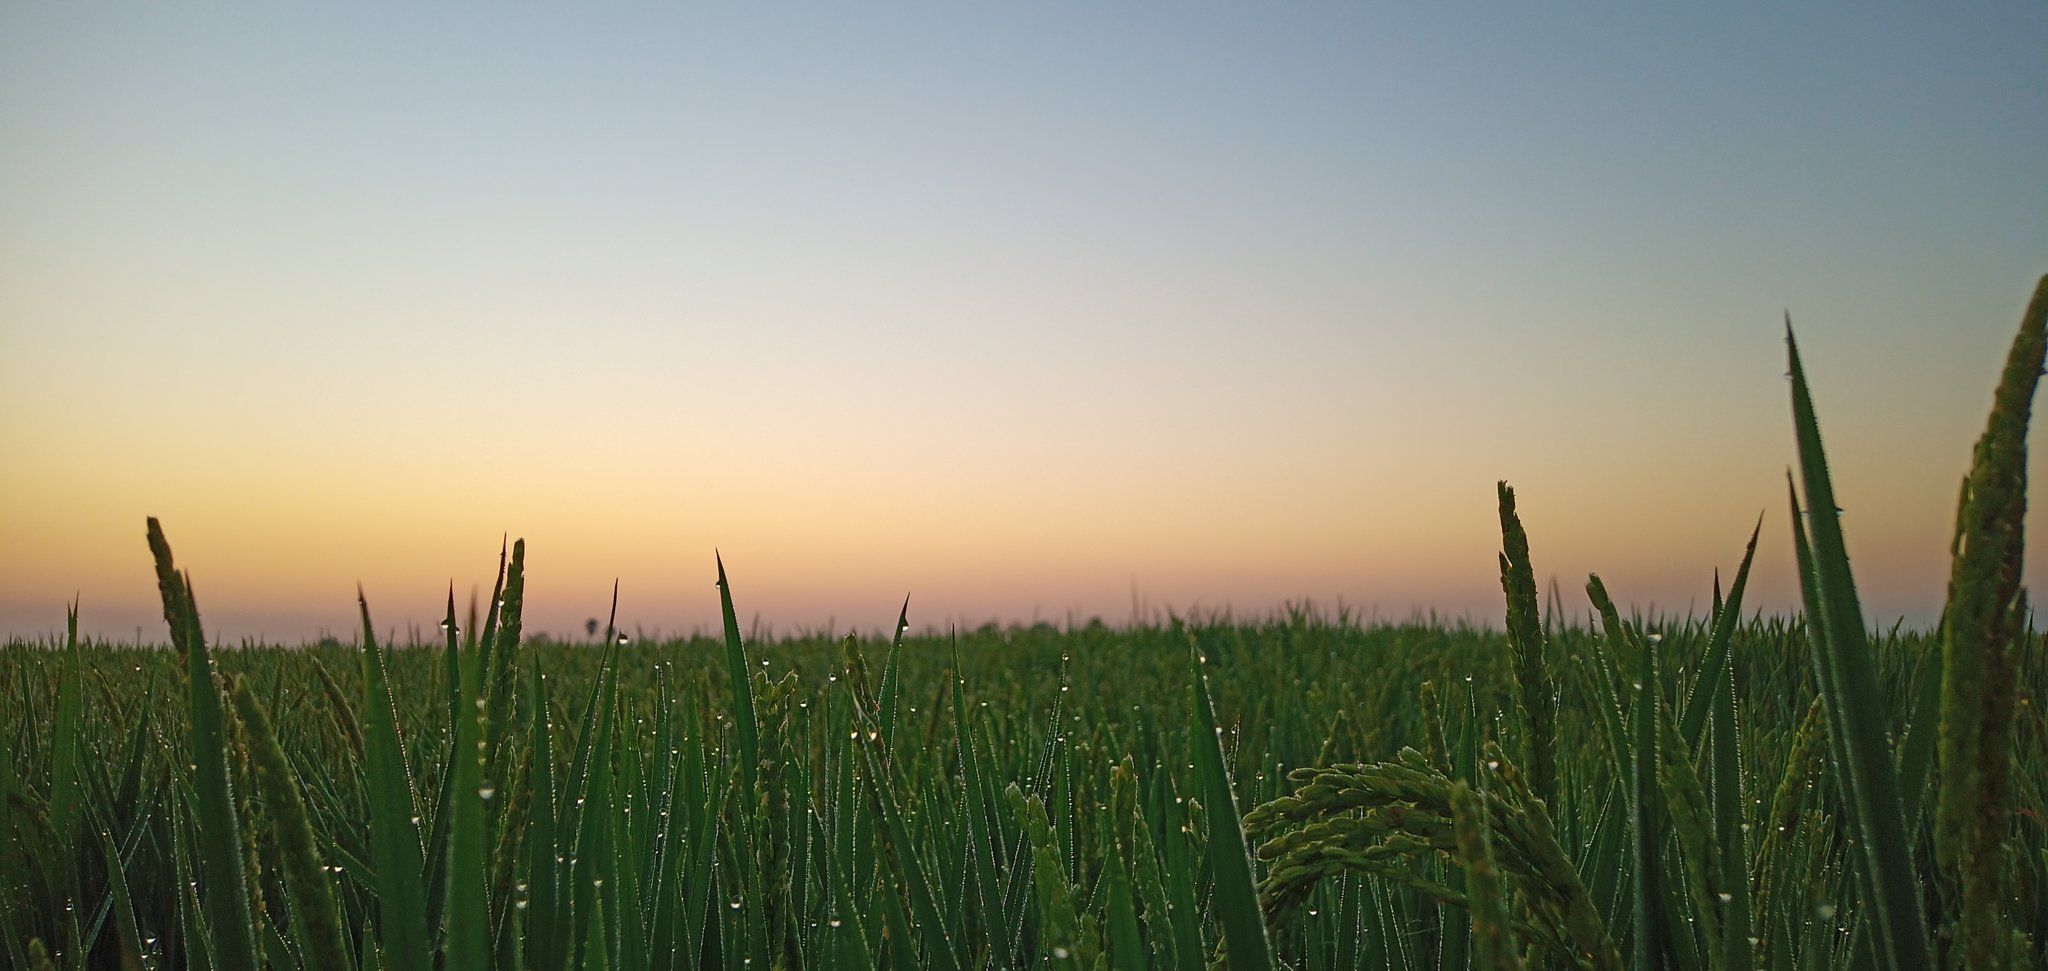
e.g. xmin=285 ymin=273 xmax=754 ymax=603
xmin=568 ymin=648 xmax=618 ymax=970
xmin=1785 ymin=324 xmax=1934 ymax=969
xmin=358 ymin=590 xmax=432 ymax=971
xmin=146 ymin=518 xmax=260 ymax=971
xmin=523 ymin=655 xmax=562 ymax=971
xmin=1629 ymin=612 xmax=1663 ymax=971
xmin=1895 ymin=647 xmax=1943 ymax=838
xmin=170 ymin=796 xmax=216 ymax=971
xmin=48 ymin=599 xmax=82 ymax=850
xmin=1497 ymin=482 xmax=1556 ymax=808
xmin=1188 ymin=640 xmax=1275 ymax=971
xmin=878 ymin=594 xmax=909 ymax=754
xmin=1677 ymin=517 xmax=1761 ymax=747
xmin=1654 ymin=672 xmax=1721 ymax=966
xmin=1786 ymin=476 xmax=1880 ymax=962
xmin=1707 ymin=615 xmax=1752 ymax=971
xmin=1108 ymin=758 xmax=1163 ymax=970
xmin=472 ymin=539 xmax=507 ymax=737
xmin=675 ymin=766 xmax=721 ymax=969
xmin=1584 ymin=576 xmax=1636 ymax=780
xmin=949 ymin=636 xmax=1007 ymax=956
xmin=1936 ymin=273 xmax=2048 ymax=968
xmin=229 ymin=677 xmax=349 ymax=971
xmin=93 ymin=826 xmax=144 ymax=971
xmin=822 ymin=813 xmax=877 ymax=968
xmin=715 ymin=553 xmax=761 ymax=794
xmin=444 ymin=591 xmax=463 ymax=738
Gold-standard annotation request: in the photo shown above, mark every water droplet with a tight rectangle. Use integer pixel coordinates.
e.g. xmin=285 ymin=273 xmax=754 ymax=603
xmin=479 ymin=785 xmax=497 ymax=800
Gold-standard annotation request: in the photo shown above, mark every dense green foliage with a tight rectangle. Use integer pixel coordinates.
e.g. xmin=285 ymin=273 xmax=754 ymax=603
xmin=3 ymin=277 xmax=2044 ymax=969
xmin=13 ymin=595 xmax=2045 ymax=970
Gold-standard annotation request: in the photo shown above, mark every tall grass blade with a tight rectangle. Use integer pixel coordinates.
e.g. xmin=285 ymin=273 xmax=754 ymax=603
xmin=567 ymin=647 xmax=618 ymax=970
xmin=358 ymin=590 xmax=432 ymax=971
xmin=949 ymin=636 xmax=1007 ymax=958
xmin=1188 ymin=641 xmax=1276 ymax=971
xmin=48 ymin=599 xmax=82 ymax=850
xmin=1630 ymin=612 xmax=1664 ymax=971
xmin=1677 ymin=518 xmax=1761 ymax=747
xmin=715 ymin=553 xmax=761 ymax=794
xmin=524 ymin=655 xmax=563 ymax=971
xmin=1785 ymin=325 xmax=1935 ymax=969
xmin=1708 ymin=616 xmax=1752 ymax=971
xmin=878 ymin=595 xmax=909 ymax=754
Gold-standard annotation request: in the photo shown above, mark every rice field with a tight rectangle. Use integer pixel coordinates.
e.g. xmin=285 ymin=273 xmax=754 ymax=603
xmin=4 ymin=276 xmax=2045 ymax=970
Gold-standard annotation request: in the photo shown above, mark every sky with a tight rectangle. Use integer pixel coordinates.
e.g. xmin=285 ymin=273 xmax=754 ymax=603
xmin=2 ymin=3 xmax=2044 ymax=642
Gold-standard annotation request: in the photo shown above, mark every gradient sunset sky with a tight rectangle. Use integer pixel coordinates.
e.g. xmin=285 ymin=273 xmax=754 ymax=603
xmin=3 ymin=4 xmax=2044 ymax=641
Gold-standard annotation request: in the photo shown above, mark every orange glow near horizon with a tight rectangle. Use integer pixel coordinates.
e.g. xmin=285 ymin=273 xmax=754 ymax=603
xmin=3 ymin=6 xmax=2043 ymax=641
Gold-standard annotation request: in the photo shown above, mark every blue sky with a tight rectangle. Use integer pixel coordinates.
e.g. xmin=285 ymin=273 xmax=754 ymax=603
xmin=2 ymin=3 xmax=2043 ymax=639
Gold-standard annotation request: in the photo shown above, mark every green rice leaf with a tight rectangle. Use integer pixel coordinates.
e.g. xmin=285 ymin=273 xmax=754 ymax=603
xmin=715 ymin=553 xmax=762 ymax=795
xmin=1188 ymin=641 xmax=1275 ymax=971
xmin=357 ymin=590 xmax=432 ymax=971
xmin=1785 ymin=325 xmax=1934 ymax=969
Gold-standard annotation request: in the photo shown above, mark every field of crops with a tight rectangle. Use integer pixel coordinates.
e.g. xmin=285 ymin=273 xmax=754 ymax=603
xmin=4 ymin=277 xmax=2045 ymax=970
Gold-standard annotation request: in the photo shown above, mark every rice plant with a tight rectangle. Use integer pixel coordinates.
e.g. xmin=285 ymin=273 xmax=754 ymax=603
xmin=2 ymin=275 xmax=2044 ymax=968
